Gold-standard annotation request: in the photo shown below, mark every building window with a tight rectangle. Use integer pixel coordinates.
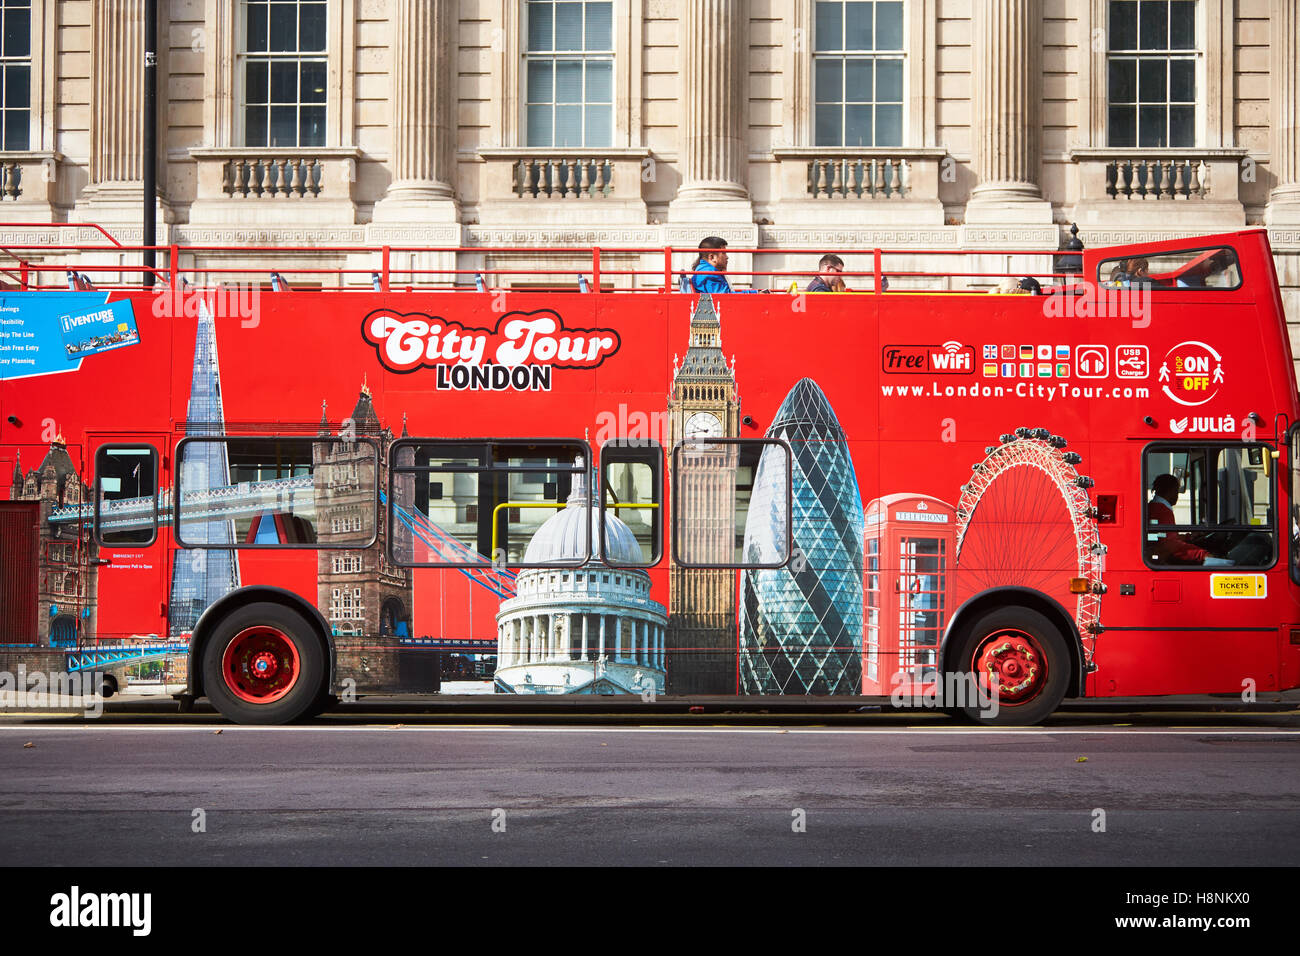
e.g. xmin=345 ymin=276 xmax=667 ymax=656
xmin=524 ymin=0 xmax=613 ymax=147
xmin=813 ymin=0 xmax=904 ymax=147
xmin=0 ymin=0 xmax=30 ymax=150
xmin=242 ymin=0 xmax=327 ymax=147
xmin=1107 ymin=0 xmax=1196 ymax=148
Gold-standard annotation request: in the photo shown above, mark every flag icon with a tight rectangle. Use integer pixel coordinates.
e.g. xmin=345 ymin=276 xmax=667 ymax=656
xmin=1019 ymin=362 xmax=1033 ymax=376
xmin=1002 ymin=345 xmax=1016 ymax=359
xmin=1019 ymin=345 xmax=1033 ymax=360
xmin=983 ymin=345 xmax=998 ymax=359
xmin=1055 ymin=345 xmax=1070 ymax=360
xmin=1001 ymin=363 xmax=1015 ymax=377
xmin=1056 ymin=363 xmax=1069 ymax=376
xmin=1037 ymin=345 xmax=1051 ymax=360
xmin=983 ymin=363 xmax=998 ymax=377
xmin=1037 ymin=363 xmax=1052 ymax=377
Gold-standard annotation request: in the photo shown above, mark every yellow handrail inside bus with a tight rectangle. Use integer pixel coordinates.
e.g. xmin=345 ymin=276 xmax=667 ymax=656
xmin=490 ymin=499 xmax=659 ymax=562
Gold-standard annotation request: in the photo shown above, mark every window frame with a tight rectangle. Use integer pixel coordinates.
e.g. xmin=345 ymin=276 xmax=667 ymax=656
xmin=522 ymin=0 xmax=616 ymax=149
xmin=1095 ymin=244 xmax=1244 ymax=291
xmin=236 ymin=0 xmax=330 ymax=149
xmin=811 ymin=0 xmax=907 ymax=148
xmin=173 ymin=435 xmax=380 ymax=551
xmin=93 ymin=443 xmax=159 ymax=548
xmin=387 ymin=437 xmax=592 ymax=570
xmin=1140 ymin=439 xmax=1278 ymax=572
xmin=0 ymin=0 xmax=32 ymax=152
xmin=1104 ymin=0 xmax=1199 ymax=149
xmin=598 ymin=438 xmax=663 ymax=568
xmin=670 ymin=437 xmax=794 ymax=570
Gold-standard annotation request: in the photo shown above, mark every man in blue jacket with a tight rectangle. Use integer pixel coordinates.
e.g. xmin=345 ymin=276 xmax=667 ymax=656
xmin=688 ymin=236 xmax=759 ymax=293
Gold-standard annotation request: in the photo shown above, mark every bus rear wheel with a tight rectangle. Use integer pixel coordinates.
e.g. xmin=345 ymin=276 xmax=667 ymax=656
xmin=202 ymin=603 xmax=327 ymax=725
xmin=954 ymin=606 xmax=1068 ymax=726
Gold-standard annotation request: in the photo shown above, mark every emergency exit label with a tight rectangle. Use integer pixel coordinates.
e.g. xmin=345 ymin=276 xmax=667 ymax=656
xmin=1210 ymin=574 xmax=1267 ymax=598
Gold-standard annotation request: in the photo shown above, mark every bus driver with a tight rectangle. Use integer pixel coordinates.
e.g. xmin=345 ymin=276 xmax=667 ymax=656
xmin=1147 ymin=474 xmax=1234 ymax=566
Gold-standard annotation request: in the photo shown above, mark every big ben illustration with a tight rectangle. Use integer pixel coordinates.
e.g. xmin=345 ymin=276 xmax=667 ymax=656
xmin=666 ymin=294 xmax=742 ymax=694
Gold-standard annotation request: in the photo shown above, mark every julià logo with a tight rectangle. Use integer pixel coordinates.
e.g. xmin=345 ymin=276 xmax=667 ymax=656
xmin=49 ymin=886 xmax=151 ymax=936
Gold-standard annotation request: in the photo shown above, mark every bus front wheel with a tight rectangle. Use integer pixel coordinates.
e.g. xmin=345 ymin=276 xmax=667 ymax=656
xmin=953 ymin=606 xmax=1069 ymax=726
xmin=202 ymin=602 xmax=327 ymax=725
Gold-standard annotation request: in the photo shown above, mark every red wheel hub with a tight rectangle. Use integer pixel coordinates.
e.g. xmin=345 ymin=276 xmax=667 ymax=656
xmin=973 ymin=628 xmax=1048 ymax=705
xmin=221 ymin=626 xmax=300 ymax=704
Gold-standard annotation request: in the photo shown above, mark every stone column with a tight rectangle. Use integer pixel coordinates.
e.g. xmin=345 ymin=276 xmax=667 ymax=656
xmin=667 ymin=0 xmax=753 ymax=222
xmin=373 ymin=0 xmax=460 ymax=221
xmin=78 ymin=0 xmax=170 ymax=226
xmin=599 ymin=616 xmax=606 ymax=658
xmin=964 ymin=0 xmax=1053 ymax=224
xmin=1267 ymin=0 xmax=1300 ymax=224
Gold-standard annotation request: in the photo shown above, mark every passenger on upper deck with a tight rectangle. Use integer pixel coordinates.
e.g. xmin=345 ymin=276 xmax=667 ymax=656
xmin=1147 ymin=474 xmax=1227 ymax=566
xmin=689 ymin=237 xmax=759 ymax=294
xmin=806 ymin=254 xmax=846 ymax=292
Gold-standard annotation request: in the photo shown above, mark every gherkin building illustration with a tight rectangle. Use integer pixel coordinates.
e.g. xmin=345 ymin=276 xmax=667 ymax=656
xmin=739 ymin=379 xmax=864 ymax=695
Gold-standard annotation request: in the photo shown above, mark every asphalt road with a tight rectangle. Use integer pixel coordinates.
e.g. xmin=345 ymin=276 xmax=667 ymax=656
xmin=1 ymin=712 xmax=1298 ymax=866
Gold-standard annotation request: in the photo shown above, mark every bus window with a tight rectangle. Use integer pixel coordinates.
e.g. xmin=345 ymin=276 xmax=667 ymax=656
xmin=599 ymin=440 xmax=663 ymax=567
xmin=1143 ymin=443 xmax=1274 ymax=569
xmin=1099 ymin=245 xmax=1241 ymax=290
xmin=95 ymin=445 xmax=158 ymax=546
xmin=671 ymin=438 xmax=791 ymax=569
xmin=175 ymin=436 xmax=378 ymax=549
xmin=1291 ymin=428 xmax=1300 ymax=584
xmin=388 ymin=439 xmax=588 ymax=568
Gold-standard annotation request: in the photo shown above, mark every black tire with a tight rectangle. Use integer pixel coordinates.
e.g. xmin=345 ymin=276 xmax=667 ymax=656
xmin=201 ymin=602 xmax=327 ymax=725
xmin=99 ymin=674 xmax=118 ymax=698
xmin=951 ymin=606 xmax=1069 ymax=726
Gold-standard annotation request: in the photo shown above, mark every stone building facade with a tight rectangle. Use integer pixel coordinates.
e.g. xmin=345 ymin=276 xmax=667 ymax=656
xmin=2 ymin=0 xmax=1299 ymax=350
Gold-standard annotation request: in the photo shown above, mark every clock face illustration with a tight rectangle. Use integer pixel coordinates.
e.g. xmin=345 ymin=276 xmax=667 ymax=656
xmin=684 ymin=412 xmax=723 ymax=440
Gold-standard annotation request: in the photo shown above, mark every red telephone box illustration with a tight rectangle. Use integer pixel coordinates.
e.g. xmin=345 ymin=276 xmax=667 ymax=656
xmin=862 ymin=494 xmax=957 ymax=695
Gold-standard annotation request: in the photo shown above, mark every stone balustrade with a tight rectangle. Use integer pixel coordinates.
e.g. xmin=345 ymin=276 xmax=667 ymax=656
xmin=1070 ymin=148 xmax=1249 ymax=227
xmin=770 ymin=148 xmax=948 ymax=224
xmin=477 ymin=148 xmax=650 ymax=225
xmin=0 ymin=151 xmax=63 ymax=215
xmin=187 ymin=147 xmax=363 ymax=225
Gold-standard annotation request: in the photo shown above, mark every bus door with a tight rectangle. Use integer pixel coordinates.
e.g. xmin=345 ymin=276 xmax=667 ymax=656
xmin=1110 ymin=441 xmax=1282 ymax=696
xmin=88 ymin=433 xmax=170 ymax=645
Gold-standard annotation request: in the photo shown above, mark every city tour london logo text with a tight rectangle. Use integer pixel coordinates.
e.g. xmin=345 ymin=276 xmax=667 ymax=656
xmin=362 ymin=308 xmax=620 ymax=391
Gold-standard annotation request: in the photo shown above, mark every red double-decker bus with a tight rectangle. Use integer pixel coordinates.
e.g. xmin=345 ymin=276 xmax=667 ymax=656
xmin=1 ymin=227 xmax=1296 ymax=725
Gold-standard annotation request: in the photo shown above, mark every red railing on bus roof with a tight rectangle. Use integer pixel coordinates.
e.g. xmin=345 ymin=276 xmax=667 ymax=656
xmin=0 ymin=221 xmax=1106 ymax=295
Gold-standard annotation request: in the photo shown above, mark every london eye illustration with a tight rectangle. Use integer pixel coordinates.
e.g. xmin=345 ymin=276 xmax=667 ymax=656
xmin=954 ymin=428 xmax=1104 ymax=661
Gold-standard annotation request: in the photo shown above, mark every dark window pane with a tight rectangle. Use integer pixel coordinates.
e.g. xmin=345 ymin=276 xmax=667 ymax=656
xmin=845 ymin=58 xmax=872 ymax=102
xmin=554 ymin=103 xmax=581 ymax=146
xmin=815 ymin=103 xmax=841 ymax=145
xmin=555 ymin=1 xmax=582 ymax=50
xmin=527 ymin=60 xmax=553 ymax=103
xmin=844 ymin=2 xmax=872 ymax=50
xmin=1170 ymin=0 xmax=1195 ymax=48
xmin=586 ymin=1 xmax=612 ymax=50
xmin=299 ymin=2 xmax=327 ymax=51
xmin=815 ymin=1 xmax=842 ymax=51
xmin=269 ymin=104 xmax=297 ymax=146
xmin=875 ymin=1 xmax=904 ymax=50
xmin=584 ymin=104 xmax=611 ymax=147
xmin=300 ymin=60 xmax=327 ymax=103
xmin=1138 ymin=58 xmax=1166 ymax=102
xmin=299 ymin=105 xmax=325 ymax=146
xmin=3 ymin=106 xmax=27 ymax=150
xmin=269 ymin=2 xmax=297 ymax=52
xmin=1109 ymin=0 xmax=1137 ymax=49
xmin=1138 ymin=0 xmax=1168 ymax=50
xmin=1168 ymin=104 xmax=1194 ymax=146
xmin=247 ymin=3 xmax=268 ymax=52
xmin=1108 ymin=58 xmax=1135 ymax=102
xmin=1138 ymin=104 xmax=1167 ymax=146
xmin=555 ymin=59 xmax=581 ymax=102
xmin=3 ymin=8 xmax=29 ymax=57
xmin=585 ymin=59 xmax=611 ymax=103
xmin=1169 ymin=58 xmax=1194 ymax=101
xmin=875 ymin=103 xmax=902 ymax=146
xmin=528 ymin=1 xmax=553 ymax=51
xmin=845 ymin=103 xmax=872 ymax=145
xmin=270 ymin=60 xmax=297 ymax=103
xmin=526 ymin=103 xmax=551 ymax=145
xmin=5 ymin=63 xmax=28 ymax=108
xmin=1108 ymin=104 xmax=1136 ymax=146
xmin=814 ymin=57 xmax=843 ymax=103
xmin=876 ymin=57 xmax=903 ymax=101
xmin=245 ymin=105 xmax=268 ymax=146
xmin=245 ymin=60 xmax=269 ymax=102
